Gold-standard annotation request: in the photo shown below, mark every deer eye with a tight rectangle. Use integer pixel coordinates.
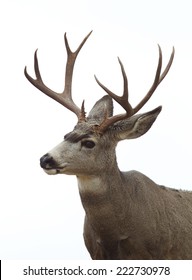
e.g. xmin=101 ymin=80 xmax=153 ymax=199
xmin=82 ymin=140 xmax=95 ymax=149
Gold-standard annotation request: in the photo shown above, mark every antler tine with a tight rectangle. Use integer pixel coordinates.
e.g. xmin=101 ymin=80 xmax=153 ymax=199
xmin=24 ymin=31 xmax=92 ymax=121
xmin=63 ymin=31 xmax=92 ymax=119
xmin=95 ymin=45 xmax=174 ymax=133
xmin=95 ymin=58 xmax=133 ymax=115
xmin=133 ymin=45 xmax=175 ymax=113
xmin=24 ymin=50 xmax=66 ymax=106
xmin=94 ymin=57 xmax=137 ymax=132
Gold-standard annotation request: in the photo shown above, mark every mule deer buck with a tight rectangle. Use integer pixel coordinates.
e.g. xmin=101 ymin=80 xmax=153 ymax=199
xmin=25 ymin=32 xmax=192 ymax=260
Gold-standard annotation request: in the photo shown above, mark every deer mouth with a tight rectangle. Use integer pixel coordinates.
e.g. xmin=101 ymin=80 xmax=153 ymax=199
xmin=43 ymin=168 xmax=58 ymax=175
xmin=43 ymin=166 xmax=67 ymax=175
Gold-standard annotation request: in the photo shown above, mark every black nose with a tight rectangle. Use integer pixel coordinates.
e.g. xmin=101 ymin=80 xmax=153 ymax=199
xmin=40 ymin=153 xmax=55 ymax=169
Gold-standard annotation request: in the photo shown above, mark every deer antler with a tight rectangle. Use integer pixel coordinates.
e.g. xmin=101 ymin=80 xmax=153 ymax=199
xmin=24 ymin=31 xmax=92 ymax=122
xmin=95 ymin=45 xmax=175 ymax=132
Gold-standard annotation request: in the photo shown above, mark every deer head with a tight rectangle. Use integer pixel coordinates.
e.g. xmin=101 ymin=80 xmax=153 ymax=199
xmin=25 ymin=32 xmax=174 ymax=177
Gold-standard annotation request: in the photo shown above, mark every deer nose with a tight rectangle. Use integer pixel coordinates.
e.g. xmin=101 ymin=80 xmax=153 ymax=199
xmin=40 ymin=153 xmax=55 ymax=169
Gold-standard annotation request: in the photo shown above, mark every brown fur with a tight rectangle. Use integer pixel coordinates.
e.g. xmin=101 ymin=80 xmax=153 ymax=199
xmin=79 ymin=169 xmax=192 ymax=259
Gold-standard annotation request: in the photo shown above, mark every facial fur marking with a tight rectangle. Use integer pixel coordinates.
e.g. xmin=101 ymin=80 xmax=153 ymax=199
xmin=64 ymin=132 xmax=93 ymax=143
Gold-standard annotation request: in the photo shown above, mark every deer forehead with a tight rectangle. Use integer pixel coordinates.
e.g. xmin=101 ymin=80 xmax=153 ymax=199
xmin=63 ymin=125 xmax=117 ymax=151
xmin=64 ymin=121 xmax=105 ymax=143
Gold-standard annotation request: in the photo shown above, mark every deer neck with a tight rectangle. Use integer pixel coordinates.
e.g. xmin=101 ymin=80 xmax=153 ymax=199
xmin=77 ymin=165 xmax=128 ymax=240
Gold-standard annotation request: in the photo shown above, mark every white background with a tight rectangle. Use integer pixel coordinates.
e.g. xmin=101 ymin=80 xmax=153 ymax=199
xmin=0 ymin=0 xmax=192 ymax=259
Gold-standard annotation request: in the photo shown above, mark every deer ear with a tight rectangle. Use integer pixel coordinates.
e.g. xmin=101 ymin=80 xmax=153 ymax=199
xmin=88 ymin=95 xmax=113 ymax=120
xmin=113 ymin=106 xmax=162 ymax=140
